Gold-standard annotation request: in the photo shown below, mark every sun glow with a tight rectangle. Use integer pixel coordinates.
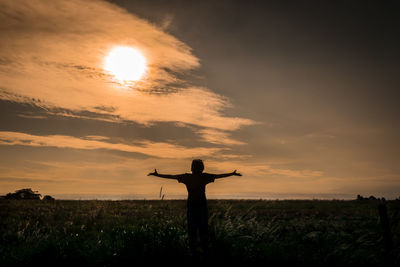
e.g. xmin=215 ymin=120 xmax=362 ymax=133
xmin=104 ymin=46 xmax=147 ymax=82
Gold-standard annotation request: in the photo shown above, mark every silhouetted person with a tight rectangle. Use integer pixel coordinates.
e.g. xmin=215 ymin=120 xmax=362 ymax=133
xmin=148 ymin=159 xmax=242 ymax=256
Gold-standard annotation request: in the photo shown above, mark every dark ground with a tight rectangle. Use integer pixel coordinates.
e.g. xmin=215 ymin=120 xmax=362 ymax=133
xmin=0 ymin=199 xmax=399 ymax=266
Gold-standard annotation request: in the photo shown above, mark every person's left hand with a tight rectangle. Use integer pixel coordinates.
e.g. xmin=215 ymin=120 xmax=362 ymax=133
xmin=233 ymin=170 xmax=242 ymax=176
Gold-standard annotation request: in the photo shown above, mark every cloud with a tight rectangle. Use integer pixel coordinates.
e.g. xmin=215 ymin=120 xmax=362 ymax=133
xmin=0 ymin=131 xmax=222 ymax=158
xmin=205 ymin=160 xmax=324 ymax=178
xmin=0 ymin=0 xmax=254 ymax=135
xmin=197 ymin=128 xmax=246 ymax=146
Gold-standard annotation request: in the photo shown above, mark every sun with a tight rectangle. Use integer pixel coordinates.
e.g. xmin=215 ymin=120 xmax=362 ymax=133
xmin=104 ymin=46 xmax=147 ymax=83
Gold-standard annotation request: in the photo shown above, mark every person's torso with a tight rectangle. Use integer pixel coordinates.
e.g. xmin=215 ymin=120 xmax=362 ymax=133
xmin=179 ymin=173 xmax=214 ymax=200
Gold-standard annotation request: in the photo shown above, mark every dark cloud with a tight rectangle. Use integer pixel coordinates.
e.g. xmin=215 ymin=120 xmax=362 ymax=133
xmin=0 ymin=99 xmax=218 ymax=148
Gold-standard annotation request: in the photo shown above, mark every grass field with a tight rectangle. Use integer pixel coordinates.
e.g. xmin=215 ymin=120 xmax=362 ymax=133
xmin=1 ymin=199 xmax=399 ymax=266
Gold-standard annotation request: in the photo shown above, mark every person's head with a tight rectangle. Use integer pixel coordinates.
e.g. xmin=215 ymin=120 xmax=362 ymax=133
xmin=191 ymin=159 xmax=204 ymax=174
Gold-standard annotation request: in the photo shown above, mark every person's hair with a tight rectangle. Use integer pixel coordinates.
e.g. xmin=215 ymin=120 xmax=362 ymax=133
xmin=191 ymin=159 xmax=204 ymax=173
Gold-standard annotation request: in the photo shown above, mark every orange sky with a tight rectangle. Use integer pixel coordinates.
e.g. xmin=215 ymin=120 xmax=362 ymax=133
xmin=0 ymin=0 xmax=399 ymax=199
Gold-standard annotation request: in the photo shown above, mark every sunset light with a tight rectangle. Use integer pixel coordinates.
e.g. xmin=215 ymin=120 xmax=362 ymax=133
xmin=104 ymin=46 xmax=146 ymax=82
xmin=1 ymin=0 xmax=399 ymax=264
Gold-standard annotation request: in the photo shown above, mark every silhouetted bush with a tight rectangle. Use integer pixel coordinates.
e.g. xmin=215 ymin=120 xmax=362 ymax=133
xmin=356 ymin=194 xmax=379 ymax=201
xmin=4 ymin=188 xmax=41 ymax=200
xmin=42 ymin=195 xmax=55 ymax=201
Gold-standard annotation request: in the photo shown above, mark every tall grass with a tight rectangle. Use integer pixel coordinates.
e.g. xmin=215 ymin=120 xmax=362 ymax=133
xmin=0 ymin=199 xmax=399 ymax=266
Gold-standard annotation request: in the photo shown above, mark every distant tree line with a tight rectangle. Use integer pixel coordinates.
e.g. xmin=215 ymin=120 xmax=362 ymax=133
xmin=0 ymin=188 xmax=54 ymax=200
xmin=355 ymin=194 xmax=400 ymax=201
xmin=356 ymin=194 xmax=380 ymax=201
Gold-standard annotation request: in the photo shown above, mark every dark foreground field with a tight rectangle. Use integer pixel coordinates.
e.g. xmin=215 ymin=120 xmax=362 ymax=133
xmin=1 ymin=199 xmax=399 ymax=266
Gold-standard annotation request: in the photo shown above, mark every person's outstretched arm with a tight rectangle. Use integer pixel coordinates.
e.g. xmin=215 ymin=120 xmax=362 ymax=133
xmin=213 ymin=170 xmax=242 ymax=179
xmin=148 ymin=169 xmax=182 ymax=180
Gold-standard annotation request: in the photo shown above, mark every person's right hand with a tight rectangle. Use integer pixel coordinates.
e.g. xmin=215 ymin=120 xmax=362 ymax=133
xmin=148 ymin=169 xmax=158 ymax=176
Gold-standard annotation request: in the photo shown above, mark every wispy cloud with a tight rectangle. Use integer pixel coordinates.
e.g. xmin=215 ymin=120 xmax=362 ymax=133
xmin=0 ymin=0 xmax=254 ymax=137
xmin=205 ymin=160 xmax=324 ymax=178
xmin=197 ymin=128 xmax=246 ymax=146
xmin=0 ymin=131 xmax=222 ymax=158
